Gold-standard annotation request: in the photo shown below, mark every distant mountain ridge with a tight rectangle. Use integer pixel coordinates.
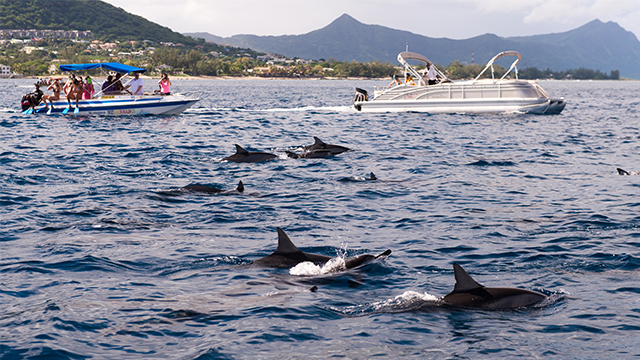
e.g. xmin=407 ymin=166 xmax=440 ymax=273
xmin=0 ymin=0 xmax=198 ymax=44
xmin=186 ymin=14 xmax=640 ymax=79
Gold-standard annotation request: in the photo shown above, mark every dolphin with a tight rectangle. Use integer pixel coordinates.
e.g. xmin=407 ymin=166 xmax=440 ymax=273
xmin=339 ymin=172 xmax=378 ymax=182
xmin=181 ymin=180 xmax=244 ymax=194
xmin=303 ymin=137 xmax=351 ymax=154
xmin=287 ymin=137 xmax=351 ymax=159
xmin=223 ymin=144 xmax=277 ymax=163
xmin=252 ymin=227 xmax=391 ymax=269
xmin=441 ymin=263 xmax=547 ymax=309
xmin=617 ymin=168 xmax=639 ymax=175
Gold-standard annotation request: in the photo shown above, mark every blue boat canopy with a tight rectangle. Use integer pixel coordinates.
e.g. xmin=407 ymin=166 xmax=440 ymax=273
xmin=59 ymin=62 xmax=146 ymax=73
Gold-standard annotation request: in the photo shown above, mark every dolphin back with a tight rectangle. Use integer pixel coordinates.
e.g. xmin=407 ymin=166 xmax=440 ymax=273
xmin=443 ymin=263 xmax=547 ymax=309
xmin=252 ymin=228 xmax=332 ymax=268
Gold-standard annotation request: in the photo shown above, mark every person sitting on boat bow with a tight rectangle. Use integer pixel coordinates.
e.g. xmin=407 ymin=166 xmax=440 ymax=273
xmin=388 ymin=74 xmax=401 ymax=88
xmin=42 ymin=78 xmax=61 ymax=110
xmin=21 ymin=81 xmax=44 ymax=112
xmin=66 ymin=77 xmax=86 ymax=109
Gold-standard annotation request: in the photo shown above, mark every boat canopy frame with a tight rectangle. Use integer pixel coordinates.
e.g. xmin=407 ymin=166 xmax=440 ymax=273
xmin=59 ymin=62 xmax=146 ymax=99
xmin=397 ymin=51 xmax=449 ymax=86
xmin=474 ymin=51 xmax=522 ymax=82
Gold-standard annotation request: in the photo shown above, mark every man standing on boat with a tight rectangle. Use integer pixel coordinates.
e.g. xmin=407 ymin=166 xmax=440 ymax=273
xmin=128 ymin=71 xmax=144 ymax=96
xmin=426 ymin=65 xmax=437 ymax=85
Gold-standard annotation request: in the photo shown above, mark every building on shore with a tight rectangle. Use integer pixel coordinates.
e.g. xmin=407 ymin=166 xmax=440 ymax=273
xmin=0 ymin=29 xmax=93 ymax=40
xmin=0 ymin=63 xmax=11 ymax=75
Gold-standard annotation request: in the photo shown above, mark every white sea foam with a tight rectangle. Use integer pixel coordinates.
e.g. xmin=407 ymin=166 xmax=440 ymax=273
xmin=338 ymin=291 xmax=439 ymax=316
xmin=289 ymin=257 xmax=346 ymax=276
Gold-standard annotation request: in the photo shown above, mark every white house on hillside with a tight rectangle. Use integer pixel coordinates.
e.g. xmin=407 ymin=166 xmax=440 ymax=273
xmin=0 ymin=64 xmax=11 ymax=76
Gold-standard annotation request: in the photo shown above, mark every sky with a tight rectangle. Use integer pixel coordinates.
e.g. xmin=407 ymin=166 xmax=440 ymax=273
xmin=101 ymin=0 xmax=640 ymax=40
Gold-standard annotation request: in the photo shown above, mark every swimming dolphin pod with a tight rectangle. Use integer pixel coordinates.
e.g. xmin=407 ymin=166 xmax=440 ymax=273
xmin=223 ymin=144 xmax=277 ymax=163
xmin=441 ymin=263 xmax=547 ymax=309
xmin=252 ymin=227 xmax=391 ymax=269
xmin=181 ymin=180 xmax=244 ymax=194
xmin=286 ymin=137 xmax=351 ymax=159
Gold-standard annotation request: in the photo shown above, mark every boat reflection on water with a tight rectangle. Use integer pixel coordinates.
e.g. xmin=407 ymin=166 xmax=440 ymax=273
xmin=353 ymin=51 xmax=566 ymax=114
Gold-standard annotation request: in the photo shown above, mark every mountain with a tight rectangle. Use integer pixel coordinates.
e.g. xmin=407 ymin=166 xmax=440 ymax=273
xmin=0 ymin=0 xmax=199 ymax=44
xmin=186 ymin=14 xmax=640 ymax=79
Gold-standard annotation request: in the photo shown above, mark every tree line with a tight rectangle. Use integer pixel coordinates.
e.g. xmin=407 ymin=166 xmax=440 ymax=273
xmin=1 ymin=38 xmax=622 ymax=80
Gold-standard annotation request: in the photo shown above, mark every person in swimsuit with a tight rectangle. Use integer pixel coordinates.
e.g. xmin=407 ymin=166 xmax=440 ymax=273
xmin=66 ymin=77 xmax=85 ymax=109
xmin=42 ymin=78 xmax=61 ymax=110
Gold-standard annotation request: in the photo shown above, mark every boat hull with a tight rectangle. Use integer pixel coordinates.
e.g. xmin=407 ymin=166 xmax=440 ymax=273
xmin=354 ymin=80 xmax=566 ymax=114
xmin=33 ymin=94 xmax=200 ymax=116
xmin=355 ymin=97 xmax=566 ymax=114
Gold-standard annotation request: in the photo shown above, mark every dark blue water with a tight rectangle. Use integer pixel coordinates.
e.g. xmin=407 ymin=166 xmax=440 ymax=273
xmin=2 ymin=78 xmax=640 ymax=359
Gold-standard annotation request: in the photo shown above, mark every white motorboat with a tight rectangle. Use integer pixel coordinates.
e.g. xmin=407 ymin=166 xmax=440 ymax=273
xmin=22 ymin=62 xmax=200 ymax=115
xmin=352 ymin=51 xmax=566 ymax=114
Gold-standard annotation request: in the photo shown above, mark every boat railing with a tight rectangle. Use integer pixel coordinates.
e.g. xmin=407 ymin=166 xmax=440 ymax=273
xmin=532 ymin=82 xmax=549 ymax=98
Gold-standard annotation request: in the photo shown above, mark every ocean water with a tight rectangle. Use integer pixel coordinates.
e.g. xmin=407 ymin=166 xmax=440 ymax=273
xmin=1 ymin=78 xmax=640 ymax=359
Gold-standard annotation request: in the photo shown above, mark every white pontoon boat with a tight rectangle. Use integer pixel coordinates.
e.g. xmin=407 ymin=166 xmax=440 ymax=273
xmin=24 ymin=62 xmax=200 ymax=115
xmin=353 ymin=51 xmax=566 ymax=114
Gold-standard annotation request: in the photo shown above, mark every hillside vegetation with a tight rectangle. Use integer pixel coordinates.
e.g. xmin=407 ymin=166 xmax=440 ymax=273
xmin=0 ymin=0 xmax=197 ymax=44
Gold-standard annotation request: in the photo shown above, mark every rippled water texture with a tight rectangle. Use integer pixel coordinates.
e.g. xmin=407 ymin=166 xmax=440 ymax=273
xmin=2 ymin=78 xmax=640 ymax=359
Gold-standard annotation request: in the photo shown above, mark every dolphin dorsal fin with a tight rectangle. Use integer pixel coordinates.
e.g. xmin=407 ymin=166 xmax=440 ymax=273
xmin=237 ymin=180 xmax=244 ymax=192
xmin=313 ymin=137 xmax=327 ymax=147
xmin=452 ymin=263 xmax=484 ymax=292
xmin=369 ymin=172 xmax=377 ymax=181
xmin=234 ymin=144 xmax=249 ymax=155
xmin=276 ymin=227 xmax=302 ymax=253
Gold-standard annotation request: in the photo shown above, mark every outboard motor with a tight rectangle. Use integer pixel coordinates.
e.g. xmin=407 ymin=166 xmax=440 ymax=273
xmin=353 ymin=87 xmax=368 ymax=102
xmin=352 ymin=87 xmax=368 ymax=111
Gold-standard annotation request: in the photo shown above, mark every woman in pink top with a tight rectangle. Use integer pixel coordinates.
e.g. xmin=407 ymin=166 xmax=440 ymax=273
xmin=82 ymin=76 xmax=94 ymax=100
xmin=158 ymin=73 xmax=171 ymax=95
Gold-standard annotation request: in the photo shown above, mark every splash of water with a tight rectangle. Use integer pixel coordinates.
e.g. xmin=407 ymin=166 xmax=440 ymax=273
xmin=289 ymin=257 xmax=347 ymax=275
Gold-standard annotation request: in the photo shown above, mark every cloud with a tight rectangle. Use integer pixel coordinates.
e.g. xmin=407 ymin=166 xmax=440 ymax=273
xmin=102 ymin=0 xmax=640 ymax=40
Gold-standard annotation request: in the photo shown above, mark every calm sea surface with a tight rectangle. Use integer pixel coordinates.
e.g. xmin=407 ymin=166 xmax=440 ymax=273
xmin=1 ymin=78 xmax=640 ymax=359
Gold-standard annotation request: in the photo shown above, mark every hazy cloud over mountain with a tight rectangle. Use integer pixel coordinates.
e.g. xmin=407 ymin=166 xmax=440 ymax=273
xmin=102 ymin=0 xmax=640 ymax=41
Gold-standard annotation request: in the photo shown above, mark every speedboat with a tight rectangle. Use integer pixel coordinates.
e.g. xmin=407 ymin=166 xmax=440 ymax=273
xmin=352 ymin=51 xmax=566 ymax=114
xmin=23 ymin=62 xmax=200 ymax=115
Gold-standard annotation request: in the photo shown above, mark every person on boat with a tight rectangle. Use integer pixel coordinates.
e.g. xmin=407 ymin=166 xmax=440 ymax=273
xmin=82 ymin=76 xmax=94 ymax=100
xmin=42 ymin=78 xmax=61 ymax=110
xmin=21 ymin=81 xmax=44 ymax=111
xmin=113 ymin=73 xmax=129 ymax=94
xmin=126 ymin=71 xmax=144 ymax=96
xmin=102 ymin=75 xmax=114 ymax=95
xmin=388 ymin=75 xmax=401 ymax=88
xmin=158 ymin=73 xmax=171 ymax=95
xmin=62 ymin=75 xmax=74 ymax=98
xmin=426 ymin=65 xmax=438 ymax=85
xmin=66 ymin=77 xmax=86 ymax=109
xmin=405 ymin=75 xmax=416 ymax=86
